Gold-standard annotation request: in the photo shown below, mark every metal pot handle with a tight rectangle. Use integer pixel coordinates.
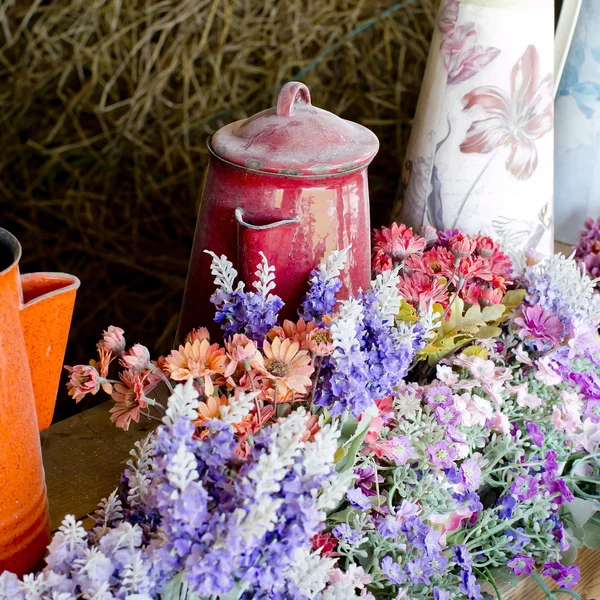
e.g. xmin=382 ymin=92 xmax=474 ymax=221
xmin=235 ymin=208 xmax=300 ymax=291
xmin=234 ymin=207 xmax=299 ymax=229
xmin=276 ymin=82 xmax=312 ymax=117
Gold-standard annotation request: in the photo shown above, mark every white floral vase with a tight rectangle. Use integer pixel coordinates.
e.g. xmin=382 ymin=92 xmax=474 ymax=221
xmin=392 ymin=0 xmax=554 ymax=256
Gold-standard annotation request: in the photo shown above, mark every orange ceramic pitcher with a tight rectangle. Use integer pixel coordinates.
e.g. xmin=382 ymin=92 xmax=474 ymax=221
xmin=0 ymin=228 xmax=79 ymax=575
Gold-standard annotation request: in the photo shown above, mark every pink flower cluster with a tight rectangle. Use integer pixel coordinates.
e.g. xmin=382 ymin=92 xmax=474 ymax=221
xmin=372 ymin=224 xmax=512 ymax=311
xmin=574 ymin=216 xmax=600 ymax=283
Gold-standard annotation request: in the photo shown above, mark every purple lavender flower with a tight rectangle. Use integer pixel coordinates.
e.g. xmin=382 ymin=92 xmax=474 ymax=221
xmin=507 ymin=554 xmax=535 ymax=576
xmin=212 ymin=288 xmax=283 ymax=342
xmin=332 ymin=524 xmax=363 ymax=545
xmin=428 ymin=440 xmax=457 ymax=469
xmin=401 ymin=516 xmax=429 ymax=550
xmin=526 ymin=422 xmax=545 ymax=447
xmin=459 ymin=570 xmax=483 ymax=600
xmin=405 ymin=557 xmax=433 ymax=585
xmin=585 ymin=399 xmax=600 ymax=423
xmin=544 ymin=450 xmax=559 ymax=478
xmin=514 ymin=304 xmax=564 ymax=351
xmin=511 ymin=475 xmax=539 ymax=501
xmin=497 ymin=494 xmax=517 ymax=519
xmin=381 ymin=556 xmax=407 ymax=586
xmin=433 ymin=587 xmax=451 ymax=600
xmin=504 ymin=528 xmax=531 ymax=551
xmin=428 ymin=552 xmax=449 ymax=574
xmin=542 ymin=563 xmax=581 ymax=589
xmin=434 ymin=405 xmax=460 ymax=426
xmin=546 ymin=478 xmax=575 ymax=505
xmin=390 ymin=435 xmax=415 ymax=465
xmin=550 ymin=518 xmax=570 ymax=552
xmin=452 ymin=545 xmax=473 ymax=570
xmin=299 ymin=266 xmax=342 ymax=324
xmin=460 ymin=459 xmax=482 ymax=491
xmin=354 ymin=465 xmax=383 ymax=497
xmin=346 ymin=488 xmax=372 ymax=510
xmin=454 ymin=491 xmax=483 ymax=513
xmin=425 ymin=385 xmax=454 ymax=408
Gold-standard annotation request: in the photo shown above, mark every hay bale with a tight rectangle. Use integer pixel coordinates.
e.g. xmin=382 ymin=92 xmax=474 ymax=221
xmin=0 ymin=0 xmax=437 ymax=418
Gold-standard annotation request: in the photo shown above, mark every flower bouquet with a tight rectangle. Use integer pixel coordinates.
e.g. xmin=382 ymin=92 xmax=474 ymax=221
xmin=4 ymin=227 xmax=600 ymax=600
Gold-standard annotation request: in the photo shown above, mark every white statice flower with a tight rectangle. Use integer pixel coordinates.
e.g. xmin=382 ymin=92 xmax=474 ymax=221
xmin=91 ymin=489 xmax=123 ymax=542
xmin=302 ymin=423 xmax=340 ymax=480
xmin=218 ymin=391 xmax=256 ymax=425
xmin=285 ymin=548 xmax=337 ymax=599
xmin=418 ymin=302 xmax=442 ymax=340
xmin=162 ymin=379 xmax=200 ymax=425
xmin=371 ymin=266 xmax=401 ymax=325
xmin=393 ymin=388 xmax=422 ymax=420
xmin=166 ymin=441 xmax=199 ymax=494
xmin=204 ymin=249 xmax=244 ymax=294
xmin=317 ymin=468 xmax=354 ymax=512
xmin=21 ymin=573 xmax=47 ymax=597
xmin=318 ymin=247 xmax=351 ymax=282
xmin=252 ymin=251 xmax=277 ymax=296
xmin=74 ymin=547 xmax=114 ymax=593
xmin=120 ymin=551 xmax=151 ymax=596
xmin=393 ymin=322 xmax=420 ymax=349
xmin=124 ymin=433 xmax=155 ymax=508
xmin=330 ymin=298 xmax=364 ymax=355
xmin=236 ymin=409 xmax=309 ymax=541
xmin=528 ymin=253 xmax=600 ymax=325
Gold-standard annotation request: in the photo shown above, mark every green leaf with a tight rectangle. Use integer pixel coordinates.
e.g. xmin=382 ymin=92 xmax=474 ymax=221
xmin=337 ymin=417 xmax=372 ymax=473
xmin=488 ymin=565 xmax=519 ymax=589
xmin=583 ymin=517 xmax=600 ymax=550
xmin=563 ymin=498 xmax=600 ymax=529
xmin=561 ymin=542 xmax=579 ymax=566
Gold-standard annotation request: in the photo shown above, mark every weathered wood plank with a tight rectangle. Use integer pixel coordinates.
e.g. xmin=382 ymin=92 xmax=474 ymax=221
xmin=42 ymin=401 xmax=152 ymax=530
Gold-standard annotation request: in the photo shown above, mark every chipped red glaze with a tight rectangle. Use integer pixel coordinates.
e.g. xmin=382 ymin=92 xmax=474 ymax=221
xmin=0 ymin=228 xmax=79 ymax=575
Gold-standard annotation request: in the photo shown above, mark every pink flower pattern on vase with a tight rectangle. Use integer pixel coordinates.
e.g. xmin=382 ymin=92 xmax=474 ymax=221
xmin=460 ymin=45 xmax=553 ymax=180
xmin=438 ymin=0 xmax=500 ymax=86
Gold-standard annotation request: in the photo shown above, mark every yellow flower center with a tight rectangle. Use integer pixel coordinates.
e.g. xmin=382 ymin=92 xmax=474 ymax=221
xmin=312 ymin=331 xmax=332 ymax=344
xmin=265 ymin=359 xmax=290 ymax=378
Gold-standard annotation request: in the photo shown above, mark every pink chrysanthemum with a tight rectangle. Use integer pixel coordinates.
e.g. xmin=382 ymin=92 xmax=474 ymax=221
xmin=372 ymin=223 xmax=427 ymax=270
xmin=109 ymin=370 xmax=149 ymax=430
xmin=65 ymin=364 xmax=101 ymax=403
xmin=515 ymin=305 xmax=564 ymax=350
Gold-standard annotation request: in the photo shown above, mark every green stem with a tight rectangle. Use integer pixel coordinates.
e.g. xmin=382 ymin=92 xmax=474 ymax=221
xmin=532 ymin=571 xmax=558 ymax=600
xmin=480 ymin=566 xmax=502 ymax=600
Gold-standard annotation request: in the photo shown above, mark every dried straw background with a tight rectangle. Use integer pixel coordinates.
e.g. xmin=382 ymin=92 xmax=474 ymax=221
xmin=0 ymin=0 xmax=437 ymax=419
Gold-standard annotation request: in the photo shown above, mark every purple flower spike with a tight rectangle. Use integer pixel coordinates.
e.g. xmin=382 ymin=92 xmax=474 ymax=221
xmin=346 ymin=487 xmax=372 ymax=510
xmin=542 ymin=563 xmax=581 ymax=589
xmin=428 ymin=440 xmax=457 ymax=469
xmin=497 ymin=494 xmax=517 ymax=519
xmin=511 ymin=475 xmax=539 ymax=501
xmin=526 ymin=422 xmax=545 ymax=447
xmin=507 ymin=554 xmax=535 ymax=576
xmin=381 ymin=556 xmax=407 ymax=586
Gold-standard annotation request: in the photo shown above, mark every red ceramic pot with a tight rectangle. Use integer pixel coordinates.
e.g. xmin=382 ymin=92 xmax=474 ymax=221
xmin=176 ymin=82 xmax=379 ymax=343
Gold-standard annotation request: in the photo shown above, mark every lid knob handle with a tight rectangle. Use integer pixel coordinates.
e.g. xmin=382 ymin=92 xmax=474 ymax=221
xmin=276 ymin=82 xmax=312 ymax=117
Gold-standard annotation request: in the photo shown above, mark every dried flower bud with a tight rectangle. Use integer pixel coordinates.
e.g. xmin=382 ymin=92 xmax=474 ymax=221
xmin=120 ymin=344 xmax=151 ymax=372
xmin=98 ymin=325 xmax=126 ymax=355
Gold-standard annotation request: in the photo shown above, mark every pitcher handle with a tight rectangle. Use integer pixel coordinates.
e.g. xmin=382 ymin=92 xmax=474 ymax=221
xmin=234 ymin=207 xmax=299 ymax=230
xmin=276 ymin=82 xmax=312 ymax=117
xmin=235 ymin=208 xmax=300 ymax=293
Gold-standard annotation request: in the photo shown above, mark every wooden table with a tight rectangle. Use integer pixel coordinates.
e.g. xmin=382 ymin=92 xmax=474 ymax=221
xmin=42 ymin=401 xmax=600 ymax=599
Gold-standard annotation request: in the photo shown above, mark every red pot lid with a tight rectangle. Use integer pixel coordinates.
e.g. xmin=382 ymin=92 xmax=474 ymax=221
xmin=211 ymin=82 xmax=379 ymax=176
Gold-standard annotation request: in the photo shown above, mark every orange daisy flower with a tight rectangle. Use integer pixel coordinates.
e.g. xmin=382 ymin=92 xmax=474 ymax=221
xmin=164 ymin=339 xmax=226 ymax=395
xmin=252 ymin=337 xmax=314 ymax=395
xmin=268 ymin=318 xmax=318 ymax=351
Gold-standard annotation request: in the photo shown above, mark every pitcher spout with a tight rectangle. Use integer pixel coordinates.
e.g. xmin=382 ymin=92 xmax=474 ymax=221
xmin=20 ymin=272 xmax=80 ymax=431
